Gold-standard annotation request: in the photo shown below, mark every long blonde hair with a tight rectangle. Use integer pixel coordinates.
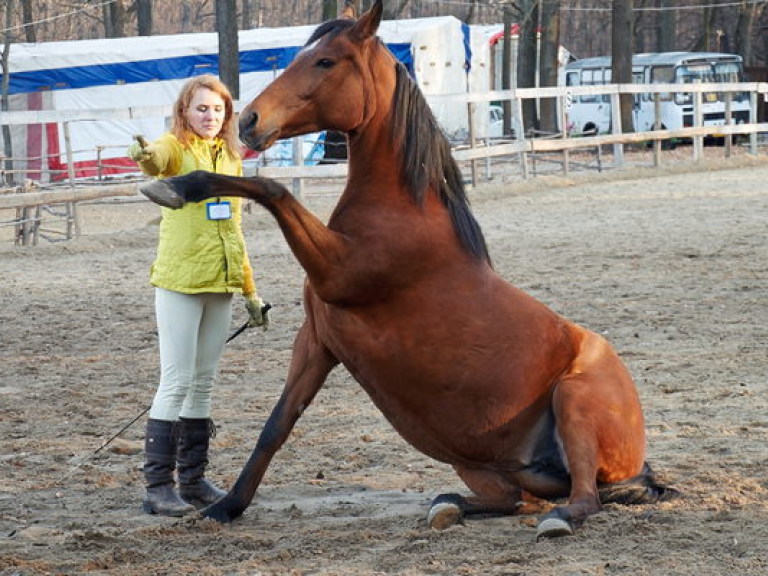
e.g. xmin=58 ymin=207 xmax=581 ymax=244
xmin=171 ymin=74 xmax=241 ymax=158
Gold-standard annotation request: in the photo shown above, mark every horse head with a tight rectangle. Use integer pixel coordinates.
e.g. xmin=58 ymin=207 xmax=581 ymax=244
xmin=238 ymin=0 xmax=388 ymax=152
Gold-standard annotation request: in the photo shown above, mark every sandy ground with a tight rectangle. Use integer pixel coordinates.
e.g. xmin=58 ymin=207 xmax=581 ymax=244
xmin=1 ymin=151 xmax=767 ymax=575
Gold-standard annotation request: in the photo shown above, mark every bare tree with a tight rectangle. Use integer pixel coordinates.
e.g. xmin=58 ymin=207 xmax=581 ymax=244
xmin=383 ymin=0 xmax=411 ymax=20
xmin=135 ymin=0 xmax=153 ymax=36
xmin=216 ymin=0 xmax=239 ymax=99
xmin=2 ymin=0 xmax=14 ymax=185
xmin=658 ymin=0 xmax=676 ymax=52
xmin=20 ymin=0 xmax=34 ymax=42
xmin=539 ymin=0 xmax=561 ymax=133
xmin=103 ymin=0 xmax=127 ymax=38
xmin=514 ymin=0 xmax=539 ymax=131
xmin=612 ymin=0 xmax=634 ymax=132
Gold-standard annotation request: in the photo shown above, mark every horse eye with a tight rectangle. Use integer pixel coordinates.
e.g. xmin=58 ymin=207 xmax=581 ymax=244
xmin=315 ymin=58 xmax=335 ymax=69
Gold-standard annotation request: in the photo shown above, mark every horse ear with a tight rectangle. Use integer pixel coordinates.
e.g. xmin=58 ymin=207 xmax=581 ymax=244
xmin=350 ymin=0 xmax=383 ymax=41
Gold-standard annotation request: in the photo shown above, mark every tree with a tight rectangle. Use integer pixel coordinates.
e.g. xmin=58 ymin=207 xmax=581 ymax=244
xmin=538 ymin=0 xmax=561 ymax=133
xmin=322 ymin=0 xmax=336 ymax=21
xmin=135 ymin=0 xmax=153 ymax=36
xmin=515 ymin=0 xmax=539 ymax=132
xmin=658 ymin=0 xmax=676 ymax=52
xmin=103 ymin=0 xmax=127 ymax=38
xmin=612 ymin=0 xmax=634 ymax=132
xmin=216 ymin=0 xmax=239 ymax=99
xmin=20 ymin=0 xmax=34 ymax=42
xmin=2 ymin=0 xmax=14 ymax=185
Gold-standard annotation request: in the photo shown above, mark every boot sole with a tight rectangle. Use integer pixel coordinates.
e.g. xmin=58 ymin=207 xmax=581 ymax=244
xmin=142 ymin=499 xmax=195 ymax=517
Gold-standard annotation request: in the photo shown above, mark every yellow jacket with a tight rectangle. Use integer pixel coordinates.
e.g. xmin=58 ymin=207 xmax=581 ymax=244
xmin=136 ymin=133 xmax=256 ymax=296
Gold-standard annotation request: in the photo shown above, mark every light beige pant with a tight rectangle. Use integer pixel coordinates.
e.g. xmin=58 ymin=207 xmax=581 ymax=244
xmin=149 ymin=287 xmax=233 ymax=421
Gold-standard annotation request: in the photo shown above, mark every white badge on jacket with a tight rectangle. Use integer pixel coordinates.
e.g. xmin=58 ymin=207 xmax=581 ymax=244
xmin=206 ymin=201 xmax=232 ymax=220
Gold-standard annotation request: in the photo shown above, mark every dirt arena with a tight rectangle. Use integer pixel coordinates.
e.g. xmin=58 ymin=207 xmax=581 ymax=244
xmin=1 ymin=152 xmax=767 ymax=575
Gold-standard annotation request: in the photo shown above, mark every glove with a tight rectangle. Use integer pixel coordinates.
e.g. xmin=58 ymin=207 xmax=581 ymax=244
xmin=245 ymin=295 xmax=270 ymax=331
xmin=128 ymin=135 xmax=155 ymax=162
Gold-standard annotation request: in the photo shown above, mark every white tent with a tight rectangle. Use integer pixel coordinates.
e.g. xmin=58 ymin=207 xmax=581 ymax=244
xmin=2 ymin=17 xmax=495 ymax=181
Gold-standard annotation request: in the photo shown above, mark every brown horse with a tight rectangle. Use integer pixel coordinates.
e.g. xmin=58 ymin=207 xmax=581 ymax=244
xmin=141 ymin=0 xmax=674 ymax=537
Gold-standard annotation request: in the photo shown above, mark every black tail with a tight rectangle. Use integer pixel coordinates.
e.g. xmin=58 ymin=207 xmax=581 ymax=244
xmin=599 ymin=462 xmax=680 ymax=505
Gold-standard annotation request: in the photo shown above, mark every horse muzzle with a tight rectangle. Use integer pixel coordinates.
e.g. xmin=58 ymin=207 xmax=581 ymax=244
xmin=238 ymin=110 xmax=278 ymax=152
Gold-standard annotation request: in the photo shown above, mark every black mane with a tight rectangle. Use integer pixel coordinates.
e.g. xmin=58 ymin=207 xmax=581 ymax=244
xmin=390 ymin=62 xmax=491 ymax=265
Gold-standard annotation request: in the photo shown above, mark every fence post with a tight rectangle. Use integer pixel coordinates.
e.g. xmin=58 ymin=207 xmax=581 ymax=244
xmin=724 ymin=92 xmax=732 ymax=159
xmin=693 ymin=85 xmax=703 ymax=162
xmin=609 ymin=92 xmax=624 ymax=167
xmin=511 ymin=96 xmax=528 ymax=179
xmin=62 ymin=121 xmax=81 ymax=239
xmin=560 ymin=94 xmax=570 ymax=175
xmin=749 ymin=92 xmax=758 ymax=155
xmin=291 ymin=137 xmax=303 ymax=200
xmin=467 ymin=101 xmax=478 ymax=187
xmin=653 ymin=93 xmax=662 ymax=167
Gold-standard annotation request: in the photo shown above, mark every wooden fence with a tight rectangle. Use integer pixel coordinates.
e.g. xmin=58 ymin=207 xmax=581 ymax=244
xmin=2 ymin=81 xmax=767 ymax=245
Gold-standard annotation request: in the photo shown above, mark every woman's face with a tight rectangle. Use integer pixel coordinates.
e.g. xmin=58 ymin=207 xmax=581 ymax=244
xmin=185 ymin=87 xmax=227 ymax=140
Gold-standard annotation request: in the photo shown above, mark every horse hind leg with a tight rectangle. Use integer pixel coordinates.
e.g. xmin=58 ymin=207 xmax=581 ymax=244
xmin=598 ymin=462 xmax=680 ymax=505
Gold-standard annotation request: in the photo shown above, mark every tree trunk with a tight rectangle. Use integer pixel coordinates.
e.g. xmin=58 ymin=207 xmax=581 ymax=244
xmin=516 ymin=0 xmax=539 ymax=132
xmin=216 ymin=0 xmax=240 ymax=99
xmin=136 ymin=0 xmax=153 ymax=36
xmin=658 ymin=0 xmax=676 ymax=52
xmin=539 ymin=0 xmax=560 ymax=133
xmin=501 ymin=8 xmax=513 ymax=137
xmin=21 ymin=0 xmax=35 ymax=42
xmin=242 ymin=0 xmax=253 ymax=29
xmin=103 ymin=0 xmax=126 ymax=38
xmin=322 ymin=0 xmax=336 ymax=21
xmin=612 ymin=0 xmax=634 ymax=133
xmin=735 ymin=4 xmax=759 ymax=65
xmin=2 ymin=0 xmax=14 ymax=185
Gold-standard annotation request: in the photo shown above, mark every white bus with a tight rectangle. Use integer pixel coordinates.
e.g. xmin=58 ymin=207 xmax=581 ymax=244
xmin=564 ymin=51 xmax=750 ymax=136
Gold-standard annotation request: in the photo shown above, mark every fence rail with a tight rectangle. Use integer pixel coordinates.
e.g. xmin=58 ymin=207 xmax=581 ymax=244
xmin=2 ymin=81 xmax=767 ymax=245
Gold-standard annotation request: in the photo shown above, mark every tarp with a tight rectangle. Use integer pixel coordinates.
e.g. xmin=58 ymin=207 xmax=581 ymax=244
xmin=1 ymin=17 xmax=493 ymax=181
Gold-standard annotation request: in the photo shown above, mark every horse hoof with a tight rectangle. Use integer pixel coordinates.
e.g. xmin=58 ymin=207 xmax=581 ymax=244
xmin=140 ymin=181 xmax=185 ymax=209
xmin=201 ymin=502 xmax=236 ymax=524
xmin=427 ymin=501 xmax=462 ymax=530
xmin=536 ymin=517 xmax=574 ymax=539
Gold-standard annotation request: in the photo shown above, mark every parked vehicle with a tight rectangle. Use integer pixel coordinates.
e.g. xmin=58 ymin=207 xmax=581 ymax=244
xmin=564 ymin=52 xmax=750 ymax=136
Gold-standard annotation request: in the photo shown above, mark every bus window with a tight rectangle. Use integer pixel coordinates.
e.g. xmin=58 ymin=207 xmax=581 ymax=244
xmin=650 ymin=66 xmax=674 ymax=101
xmin=714 ymin=62 xmax=741 ymax=82
xmin=633 ymin=71 xmax=648 ymax=102
xmin=677 ymin=63 xmax=719 ymax=104
xmin=580 ymin=69 xmax=601 ymax=103
xmin=714 ymin=62 xmax=747 ymax=102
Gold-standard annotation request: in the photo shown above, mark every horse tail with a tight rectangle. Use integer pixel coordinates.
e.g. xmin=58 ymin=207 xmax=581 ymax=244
xmin=598 ymin=462 xmax=680 ymax=505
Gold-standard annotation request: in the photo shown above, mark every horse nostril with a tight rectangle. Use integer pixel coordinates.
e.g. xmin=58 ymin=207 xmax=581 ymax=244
xmin=238 ymin=111 xmax=258 ymax=136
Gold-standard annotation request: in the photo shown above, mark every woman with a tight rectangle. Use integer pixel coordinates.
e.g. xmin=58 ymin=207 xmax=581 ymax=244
xmin=128 ymin=74 xmax=269 ymax=517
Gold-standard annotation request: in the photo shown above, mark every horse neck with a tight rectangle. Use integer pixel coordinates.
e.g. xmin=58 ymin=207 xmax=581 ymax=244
xmin=345 ymin=124 xmax=400 ymax=193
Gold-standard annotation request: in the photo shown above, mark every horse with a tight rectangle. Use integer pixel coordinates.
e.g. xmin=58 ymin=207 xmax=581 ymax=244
xmin=140 ymin=0 xmax=674 ymax=538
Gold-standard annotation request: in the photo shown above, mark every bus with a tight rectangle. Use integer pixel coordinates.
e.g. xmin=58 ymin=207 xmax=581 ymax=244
xmin=564 ymin=52 xmax=750 ymax=136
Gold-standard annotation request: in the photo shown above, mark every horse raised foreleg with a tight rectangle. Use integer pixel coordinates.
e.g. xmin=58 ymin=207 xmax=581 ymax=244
xmin=203 ymin=320 xmax=339 ymax=523
xmin=141 ymin=171 xmax=357 ymax=303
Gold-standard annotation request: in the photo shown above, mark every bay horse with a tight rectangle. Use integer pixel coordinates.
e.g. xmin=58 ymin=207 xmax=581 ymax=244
xmin=141 ymin=0 xmax=674 ymax=538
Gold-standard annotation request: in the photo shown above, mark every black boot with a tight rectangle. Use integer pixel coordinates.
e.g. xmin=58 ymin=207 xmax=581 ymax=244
xmin=177 ymin=417 xmax=227 ymax=509
xmin=142 ymin=418 xmax=196 ymax=517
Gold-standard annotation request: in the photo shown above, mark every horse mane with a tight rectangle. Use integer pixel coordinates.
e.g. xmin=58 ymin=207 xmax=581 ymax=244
xmin=306 ymin=20 xmax=492 ymax=265
xmin=305 ymin=18 xmax=354 ymax=46
xmin=390 ymin=62 xmax=491 ymax=265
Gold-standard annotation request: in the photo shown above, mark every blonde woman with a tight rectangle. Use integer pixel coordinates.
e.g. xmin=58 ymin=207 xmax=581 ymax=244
xmin=129 ymin=74 xmax=269 ymax=516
